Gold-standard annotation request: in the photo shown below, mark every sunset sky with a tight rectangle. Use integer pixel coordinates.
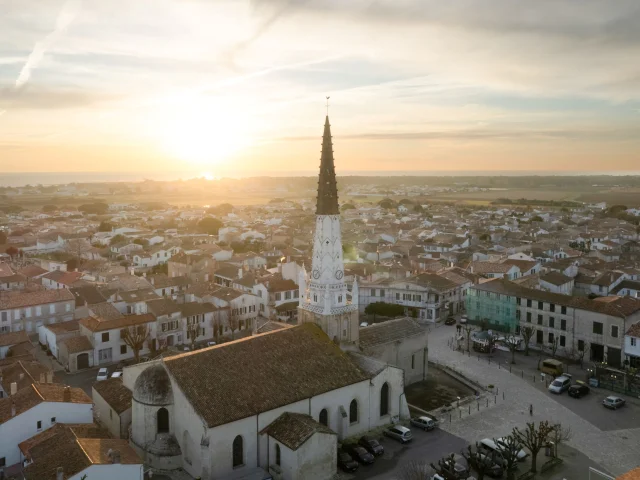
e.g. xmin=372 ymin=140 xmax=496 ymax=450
xmin=1 ymin=0 xmax=640 ymax=177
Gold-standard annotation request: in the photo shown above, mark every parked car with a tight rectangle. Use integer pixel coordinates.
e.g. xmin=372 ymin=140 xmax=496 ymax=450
xmin=110 ymin=371 xmax=123 ymax=379
xmin=360 ymin=322 xmax=369 ymax=327
xmin=358 ymin=436 xmax=384 ymax=456
xmin=548 ymin=375 xmax=572 ymax=394
xmin=423 ymin=413 xmax=440 ymax=427
xmin=96 ymin=368 xmax=109 ymax=381
xmin=477 ymin=453 xmax=504 ymax=478
xmin=346 ymin=444 xmax=375 ymax=465
xmin=410 ymin=416 xmax=436 ymax=431
xmin=207 ymin=341 xmax=217 ymax=347
xmin=568 ymin=381 xmax=590 ymax=398
xmin=383 ymin=425 xmax=413 ymax=443
xmin=442 ymin=453 xmax=470 ymax=478
xmin=459 ymin=315 xmax=468 ymax=324
xmin=603 ymin=396 xmax=626 ymax=409
xmin=337 ymin=450 xmax=359 ymax=473
xmin=445 ymin=317 xmax=456 ymax=325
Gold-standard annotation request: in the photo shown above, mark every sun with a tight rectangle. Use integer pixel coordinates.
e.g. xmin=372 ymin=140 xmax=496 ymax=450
xmin=157 ymin=94 xmax=252 ymax=168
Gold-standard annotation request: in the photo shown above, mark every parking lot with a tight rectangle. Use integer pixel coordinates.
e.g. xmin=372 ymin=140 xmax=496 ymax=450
xmin=338 ymin=426 xmax=468 ymax=480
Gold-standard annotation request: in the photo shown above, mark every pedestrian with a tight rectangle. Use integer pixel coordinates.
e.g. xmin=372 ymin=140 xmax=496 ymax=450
xmin=529 ymin=404 xmax=533 ymax=416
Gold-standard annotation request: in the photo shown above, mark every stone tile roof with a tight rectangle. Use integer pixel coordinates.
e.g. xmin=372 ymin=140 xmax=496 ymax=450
xmin=78 ymin=313 xmax=155 ymax=333
xmin=613 ymin=280 xmax=640 ymax=294
xmin=0 ymin=360 xmax=53 ymax=393
xmin=77 ymin=438 xmax=141 ymax=464
xmin=164 ymin=323 xmax=369 ymax=428
xmin=92 ymin=378 xmax=132 ymax=414
xmin=266 ymin=277 xmax=298 ymax=293
xmin=42 ymin=270 xmax=83 ymax=285
xmin=0 ymin=383 xmax=91 ymax=424
xmin=207 ymin=286 xmax=244 ymax=302
xmin=471 ymin=261 xmax=515 ymax=274
xmin=214 ymin=263 xmax=240 ymax=279
xmin=45 ymin=319 xmax=79 ymax=335
xmin=412 ymin=273 xmax=458 ymax=291
xmin=179 ymin=301 xmax=218 ymax=316
xmin=19 ymin=423 xmax=106 ymax=458
xmin=146 ymin=297 xmax=181 ymax=316
xmin=256 ymin=320 xmax=291 ymax=334
xmin=0 ymin=288 xmax=74 ymax=309
xmin=0 ymin=330 xmax=29 ymax=348
xmin=359 ymin=317 xmax=427 ymax=350
xmin=69 ymin=285 xmax=107 ymax=306
xmin=261 ymin=412 xmax=335 ymax=451
xmin=540 ymin=271 xmax=573 ymax=286
xmin=88 ymin=302 xmax=123 ymax=321
xmin=347 ymin=351 xmax=387 ymax=377
xmin=149 ymin=274 xmax=190 ymax=289
xmin=116 ymin=288 xmax=159 ymax=303
xmin=17 ymin=265 xmax=48 ymax=278
xmin=60 ymin=335 xmax=94 ymax=354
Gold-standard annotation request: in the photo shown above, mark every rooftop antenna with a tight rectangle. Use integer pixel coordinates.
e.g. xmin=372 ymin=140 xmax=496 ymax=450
xmin=326 ymin=96 xmax=330 ymax=116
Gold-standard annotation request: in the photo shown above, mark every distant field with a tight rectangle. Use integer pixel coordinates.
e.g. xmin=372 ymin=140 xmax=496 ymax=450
xmin=576 ymin=190 xmax=640 ymax=207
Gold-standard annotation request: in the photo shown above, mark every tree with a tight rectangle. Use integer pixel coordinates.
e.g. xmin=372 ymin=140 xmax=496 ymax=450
xmin=211 ymin=311 xmax=223 ymax=344
xmin=479 ymin=233 xmax=491 ymax=241
xmin=550 ymin=424 xmax=572 ymax=458
xmin=186 ymin=318 xmax=200 ymax=349
xmin=42 ymin=204 xmax=57 ymax=213
xmin=64 ymin=238 xmax=91 ymax=269
xmin=429 ymin=453 xmax=459 ymax=480
xmin=197 ymin=217 xmax=223 ymax=235
xmin=207 ymin=203 xmax=234 ymax=215
xmin=228 ymin=309 xmax=240 ymax=340
xmin=502 ymin=334 xmax=521 ymax=364
xmin=6 ymin=246 xmax=18 ymax=257
xmin=493 ymin=435 xmax=522 ymax=480
xmin=378 ymin=198 xmax=397 ymax=209
xmin=461 ymin=324 xmax=475 ymax=353
xmin=520 ymin=326 xmax=535 ymax=356
xmin=98 ymin=221 xmax=113 ymax=232
xmin=513 ymin=421 xmax=555 ymax=473
xmin=0 ymin=231 xmax=6 ymax=245
xmin=398 ymin=460 xmax=434 ymax=480
xmin=109 ymin=234 xmax=126 ymax=245
xmin=413 ymin=204 xmax=424 ymax=213
xmin=341 ymin=203 xmax=356 ymax=211
xmin=78 ymin=202 xmax=108 ymax=215
xmin=545 ymin=336 xmax=560 ymax=358
xmin=364 ymin=302 xmax=405 ymax=321
xmin=460 ymin=444 xmax=492 ymax=480
xmin=120 ymin=325 xmax=150 ymax=363
xmin=133 ymin=238 xmax=149 ymax=246
xmin=530 ymin=215 xmax=543 ymax=222
xmin=342 ymin=243 xmax=357 ymax=261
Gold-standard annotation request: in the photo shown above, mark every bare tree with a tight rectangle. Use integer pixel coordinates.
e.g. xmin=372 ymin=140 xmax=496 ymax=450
xmin=575 ymin=342 xmax=589 ymax=369
xmin=211 ymin=311 xmax=221 ymax=344
xmin=502 ymin=334 xmax=520 ymax=364
xmin=513 ymin=421 xmax=555 ymax=473
xmin=461 ymin=324 xmax=475 ymax=353
xmin=186 ymin=318 xmax=200 ymax=349
xmin=398 ymin=460 xmax=433 ymax=480
xmin=493 ymin=435 xmax=522 ymax=480
xmin=228 ymin=308 xmax=240 ymax=340
xmin=520 ymin=326 xmax=535 ymax=356
xmin=626 ymin=367 xmax=640 ymax=393
xmin=64 ymin=238 xmax=91 ymax=270
xmin=460 ymin=444 xmax=493 ymax=480
xmin=550 ymin=424 xmax=572 ymax=458
xmin=544 ymin=336 xmax=560 ymax=358
xmin=120 ymin=325 xmax=150 ymax=363
xmin=429 ymin=453 xmax=459 ymax=480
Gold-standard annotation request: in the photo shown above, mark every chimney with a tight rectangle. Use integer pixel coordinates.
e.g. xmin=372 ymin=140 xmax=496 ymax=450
xmin=238 ymin=268 xmax=243 ymax=279
xmin=19 ymin=373 xmax=24 ymax=381
xmin=56 ymin=467 xmax=64 ymax=480
xmin=109 ymin=449 xmax=121 ymax=464
xmin=46 ymin=371 xmax=54 ymax=383
xmin=11 ymin=400 xmax=16 ymax=417
xmin=150 ymin=276 xmax=154 ymax=285
xmin=10 ymin=382 xmax=17 ymax=395
xmin=63 ymin=386 xmax=71 ymax=402
xmin=39 ymin=373 xmax=45 ymax=383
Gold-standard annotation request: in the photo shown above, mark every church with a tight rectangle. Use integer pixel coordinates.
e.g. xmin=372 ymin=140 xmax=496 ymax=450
xmin=126 ymin=113 xmax=427 ymax=480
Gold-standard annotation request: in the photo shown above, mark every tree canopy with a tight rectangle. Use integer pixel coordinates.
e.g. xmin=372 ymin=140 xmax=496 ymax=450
xmin=378 ymin=198 xmax=397 ymax=209
xmin=78 ymin=202 xmax=108 ymax=215
xmin=98 ymin=221 xmax=113 ymax=232
xmin=197 ymin=217 xmax=223 ymax=235
xmin=207 ymin=203 xmax=234 ymax=215
xmin=364 ymin=302 xmax=405 ymax=318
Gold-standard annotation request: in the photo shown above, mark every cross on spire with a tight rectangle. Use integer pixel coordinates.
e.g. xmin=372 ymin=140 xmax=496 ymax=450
xmin=325 ymin=96 xmax=330 ymax=116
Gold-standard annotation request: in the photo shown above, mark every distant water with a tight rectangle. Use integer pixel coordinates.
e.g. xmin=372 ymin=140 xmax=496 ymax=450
xmin=1 ymin=170 xmax=640 ymax=188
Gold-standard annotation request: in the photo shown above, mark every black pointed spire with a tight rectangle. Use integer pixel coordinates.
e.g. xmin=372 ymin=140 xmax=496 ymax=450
xmin=316 ymin=115 xmax=339 ymax=215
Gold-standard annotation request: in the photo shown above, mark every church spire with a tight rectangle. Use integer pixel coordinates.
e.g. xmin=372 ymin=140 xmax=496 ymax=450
xmin=316 ymin=116 xmax=339 ymax=215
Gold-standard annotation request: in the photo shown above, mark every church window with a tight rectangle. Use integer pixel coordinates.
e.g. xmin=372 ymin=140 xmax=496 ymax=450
xmin=412 ymin=354 xmax=415 ymax=369
xmin=380 ymin=383 xmax=390 ymax=416
xmin=319 ymin=408 xmax=328 ymax=426
xmin=349 ymin=399 xmax=358 ymax=424
xmin=338 ymin=295 xmax=343 ymax=303
xmin=275 ymin=444 xmax=281 ymax=466
xmin=233 ymin=435 xmax=244 ymax=468
xmin=157 ymin=408 xmax=169 ymax=434
xmin=313 ymin=294 xmax=318 ymax=302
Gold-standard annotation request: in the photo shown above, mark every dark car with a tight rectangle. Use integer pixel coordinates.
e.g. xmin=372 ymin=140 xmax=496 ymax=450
xmin=337 ymin=450 xmax=359 ymax=473
xmin=478 ymin=453 xmax=504 ymax=478
xmin=358 ymin=436 xmax=384 ymax=456
xmin=445 ymin=317 xmax=456 ymax=325
xmin=346 ymin=445 xmax=375 ymax=465
xmin=568 ymin=382 xmax=590 ymax=398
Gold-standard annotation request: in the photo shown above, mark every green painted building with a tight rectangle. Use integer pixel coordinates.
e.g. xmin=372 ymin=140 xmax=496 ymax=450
xmin=466 ymin=280 xmax=519 ymax=332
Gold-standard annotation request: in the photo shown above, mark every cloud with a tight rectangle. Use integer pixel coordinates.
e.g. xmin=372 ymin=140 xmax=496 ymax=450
xmin=15 ymin=0 xmax=82 ymax=88
xmin=0 ymin=86 xmax=112 ymax=110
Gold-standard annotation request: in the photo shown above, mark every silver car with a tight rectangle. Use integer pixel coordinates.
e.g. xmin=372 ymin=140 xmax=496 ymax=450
xmin=602 ymin=396 xmax=626 ymax=409
xmin=548 ymin=375 xmax=571 ymax=394
xmin=383 ymin=425 xmax=413 ymax=443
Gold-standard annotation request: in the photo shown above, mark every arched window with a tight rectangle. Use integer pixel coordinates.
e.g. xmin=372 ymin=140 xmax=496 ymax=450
xmin=232 ymin=435 xmax=244 ymax=468
xmin=319 ymin=408 xmax=328 ymax=427
xmin=157 ymin=407 xmax=169 ymax=434
xmin=275 ymin=444 xmax=281 ymax=466
xmin=349 ymin=399 xmax=358 ymax=424
xmin=380 ymin=383 xmax=389 ymax=417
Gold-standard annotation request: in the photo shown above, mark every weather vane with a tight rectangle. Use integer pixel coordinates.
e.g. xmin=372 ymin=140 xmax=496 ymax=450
xmin=326 ymin=96 xmax=330 ymax=116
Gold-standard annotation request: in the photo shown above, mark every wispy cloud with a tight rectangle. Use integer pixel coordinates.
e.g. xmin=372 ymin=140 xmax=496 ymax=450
xmin=15 ymin=0 xmax=82 ymax=89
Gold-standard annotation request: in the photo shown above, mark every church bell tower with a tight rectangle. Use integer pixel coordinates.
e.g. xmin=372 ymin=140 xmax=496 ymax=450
xmin=297 ymin=112 xmax=359 ymax=348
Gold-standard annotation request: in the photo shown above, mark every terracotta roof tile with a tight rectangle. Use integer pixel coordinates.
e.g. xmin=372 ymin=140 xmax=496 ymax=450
xmin=164 ymin=323 xmax=369 ymax=428
xmin=78 ymin=313 xmax=154 ymax=332
xmin=261 ymin=412 xmax=335 ymax=450
xmin=0 ymin=330 xmax=29 ymax=348
xmin=0 ymin=289 xmax=74 ymax=309
xmin=359 ymin=317 xmax=427 ymax=350
xmin=92 ymin=378 xmax=132 ymax=414
xmin=45 ymin=319 xmax=79 ymax=335
xmin=60 ymin=335 xmax=94 ymax=353
xmin=88 ymin=302 xmax=123 ymax=321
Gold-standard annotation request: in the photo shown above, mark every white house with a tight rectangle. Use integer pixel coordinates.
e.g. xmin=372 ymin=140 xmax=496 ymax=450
xmin=0 ymin=383 xmax=93 ymax=468
xmin=624 ymin=323 xmax=640 ymax=368
xmin=133 ymin=246 xmax=181 ymax=268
